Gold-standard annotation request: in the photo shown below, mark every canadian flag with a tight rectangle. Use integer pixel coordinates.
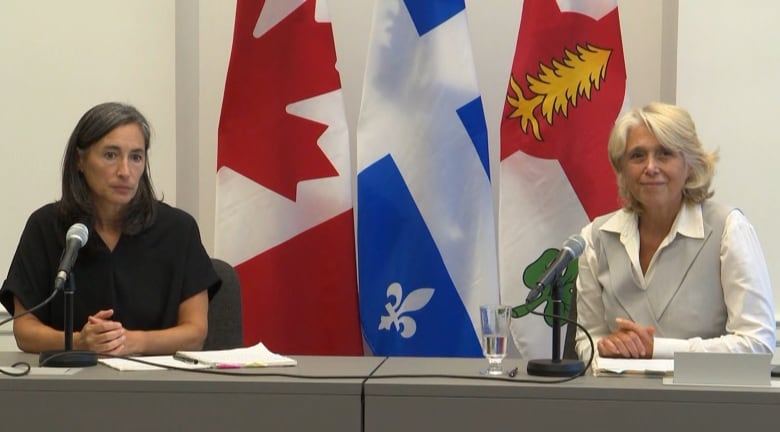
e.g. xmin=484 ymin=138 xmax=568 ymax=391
xmin=498 ymin=0 xmax=627 ymax=359
xmin=215 ymin=0 xmax=363 ymax=355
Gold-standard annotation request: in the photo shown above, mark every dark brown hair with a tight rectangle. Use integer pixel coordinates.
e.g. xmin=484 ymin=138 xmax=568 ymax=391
xmin=59 ymin=102 xmax=157 ymax=234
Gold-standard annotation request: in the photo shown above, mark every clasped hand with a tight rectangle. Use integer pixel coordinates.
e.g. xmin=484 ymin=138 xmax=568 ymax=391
xmin=597 ymin=317 xmax=655 ymax=359
xmin=78 ymin=309 xmax=127 ymax=355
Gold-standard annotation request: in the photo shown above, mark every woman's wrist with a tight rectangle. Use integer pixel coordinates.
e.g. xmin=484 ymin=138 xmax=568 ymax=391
xmin=124 ymin=330 xmax=143 ymax=355
xmin=73 ymin=331 xmax=86 ymax=351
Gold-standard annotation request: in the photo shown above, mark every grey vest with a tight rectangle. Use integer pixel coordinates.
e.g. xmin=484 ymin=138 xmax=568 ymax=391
xmin=591 ymin=201 xmax=734 ymax=338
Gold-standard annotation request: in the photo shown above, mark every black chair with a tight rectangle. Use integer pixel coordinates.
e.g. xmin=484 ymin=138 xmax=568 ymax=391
xmin=203 ymin=258 xmax=244 ymax=350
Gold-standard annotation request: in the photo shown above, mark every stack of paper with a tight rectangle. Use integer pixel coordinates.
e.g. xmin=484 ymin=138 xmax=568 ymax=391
xmin=174 ymin=342 xmax=297 ymax=368
xmin=99 ymin=342 xmax=297 ymax=371
xmin=594 ymin=358 xmax=674 ymax=376
xmin=99 ymin=355 xmax=212 ymax=371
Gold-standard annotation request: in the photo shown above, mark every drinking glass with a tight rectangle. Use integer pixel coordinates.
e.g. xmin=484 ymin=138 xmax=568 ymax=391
xmin=480 ymin=304 xmax=511 ymax=376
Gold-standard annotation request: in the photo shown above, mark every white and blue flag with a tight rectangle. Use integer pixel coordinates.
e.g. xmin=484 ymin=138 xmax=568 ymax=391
xmin=356 ymin=0 xmax=499 ymax=356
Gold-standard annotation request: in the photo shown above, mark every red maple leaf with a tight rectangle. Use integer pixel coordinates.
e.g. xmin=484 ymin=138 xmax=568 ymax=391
xmin=218 ymin=0 xmax=339 ymax=201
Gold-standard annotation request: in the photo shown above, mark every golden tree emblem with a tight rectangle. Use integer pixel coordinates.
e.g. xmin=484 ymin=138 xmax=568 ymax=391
xmin=506 ymin=44 xmax=612 ymax=141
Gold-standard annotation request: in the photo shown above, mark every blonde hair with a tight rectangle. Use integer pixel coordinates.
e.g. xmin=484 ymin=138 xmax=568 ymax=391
xmin=607 ymin=102 xmax=718 ymax=213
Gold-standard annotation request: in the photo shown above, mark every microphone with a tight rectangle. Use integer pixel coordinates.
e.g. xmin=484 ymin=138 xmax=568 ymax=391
xmin=40 ymin=222 xmax=97 ymax=368
xmin=525 ymin=234 xmax=586 ymax=303
xmin=53 ymin=223 xmax=89 ymax=291
xmin=525 ymin=233 xmax=587 ymax=378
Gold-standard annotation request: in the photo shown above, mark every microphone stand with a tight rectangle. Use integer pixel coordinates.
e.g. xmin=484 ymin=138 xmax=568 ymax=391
xmin=526 ymin=273 xmax=584 ymax=377
xmin=39 ymin=273 xmax=98 ymax=367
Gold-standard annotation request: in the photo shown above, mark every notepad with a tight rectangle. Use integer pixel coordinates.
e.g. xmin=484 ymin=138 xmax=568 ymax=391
xmin=174 ymin=342 xmax=297 ymax=368
xmin=99 ymin=355 xmax=212 ymax=371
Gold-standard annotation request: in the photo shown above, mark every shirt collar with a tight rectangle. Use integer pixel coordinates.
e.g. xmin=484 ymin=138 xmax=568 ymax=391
xmin=674 ymin=202 xmax=705 ymax=239
xmin=599 ymin=203 xmax=704 ymax=239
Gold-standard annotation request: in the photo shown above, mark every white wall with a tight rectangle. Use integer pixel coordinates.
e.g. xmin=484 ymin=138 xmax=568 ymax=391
xmin=677 ymin=0 xmax=780 ymax=313
xmin=0 ymin=0 xmax=178 ymax=276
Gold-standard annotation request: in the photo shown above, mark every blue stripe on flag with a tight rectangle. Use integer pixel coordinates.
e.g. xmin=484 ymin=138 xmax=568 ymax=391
xmin=358 ymin=0 xmax=498 ymax=357
xmin=457 ymin=96 xmax=490 ymax=180
xmin=403 ymin=0 xmax=465 ymax=36
xmin=357 ymin=155 xmax=482 ymax=357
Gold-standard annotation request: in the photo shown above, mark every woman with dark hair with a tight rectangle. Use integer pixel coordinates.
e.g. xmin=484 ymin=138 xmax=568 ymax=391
xmin=574 ymin=102 xmax=775 ymax=361
xmin=0 ymin=102 xmax=220 ymax=355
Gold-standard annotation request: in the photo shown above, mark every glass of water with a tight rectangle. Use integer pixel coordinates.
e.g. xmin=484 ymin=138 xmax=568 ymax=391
xmin=480 ymin=304 xmax=511 ymax=376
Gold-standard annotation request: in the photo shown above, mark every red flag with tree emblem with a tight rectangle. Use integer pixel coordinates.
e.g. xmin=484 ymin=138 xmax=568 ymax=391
xmin=215 ymin=0 xmax=363 ymax=355
xmin=498 ymin=0 xmax=627 ymax=359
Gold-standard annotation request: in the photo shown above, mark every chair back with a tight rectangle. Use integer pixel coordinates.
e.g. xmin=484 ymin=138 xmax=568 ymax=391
xmin=204 ymin=258 xmax=244 ymax=350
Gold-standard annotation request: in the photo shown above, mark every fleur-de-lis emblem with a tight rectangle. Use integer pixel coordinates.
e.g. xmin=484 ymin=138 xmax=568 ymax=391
xmin=378 ymin=282 xmax=434 ymax=338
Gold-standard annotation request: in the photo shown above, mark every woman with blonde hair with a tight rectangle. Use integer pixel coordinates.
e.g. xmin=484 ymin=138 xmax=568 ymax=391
xmin=574 ymin=102 xmax=775 ymax=361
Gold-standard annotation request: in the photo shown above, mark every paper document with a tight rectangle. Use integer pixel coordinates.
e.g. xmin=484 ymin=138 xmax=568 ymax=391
xmin=99 ymin=355 xmax=211 ymax=371
xmin=174 ymin=342 xmax=297 ymax=368
xmin=595 ymin=358 xmax=674 ymax=376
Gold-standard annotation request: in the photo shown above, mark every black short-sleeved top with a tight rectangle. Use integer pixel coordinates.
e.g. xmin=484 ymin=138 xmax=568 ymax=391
xmin=0 ymin=202 xmax=221 ymax=331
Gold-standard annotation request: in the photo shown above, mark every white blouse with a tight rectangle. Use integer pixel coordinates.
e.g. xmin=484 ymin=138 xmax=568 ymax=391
xmin=575 ymin=203 xmax=775 ymax=361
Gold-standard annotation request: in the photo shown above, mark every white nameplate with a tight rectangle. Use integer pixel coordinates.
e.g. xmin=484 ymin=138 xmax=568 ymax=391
xmin=673 ymin=352 xmax=771 ymax=387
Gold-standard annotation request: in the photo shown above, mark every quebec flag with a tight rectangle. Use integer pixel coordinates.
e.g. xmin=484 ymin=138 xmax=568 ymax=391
xmin=357 ymin=0 xmax=499 ymax=357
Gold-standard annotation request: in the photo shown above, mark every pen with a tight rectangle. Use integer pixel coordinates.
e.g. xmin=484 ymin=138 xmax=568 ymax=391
xmin=508 ymin=367 xmax=519 ymax=378
xmin=173 ymin=353 xmax=199 ymax=365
